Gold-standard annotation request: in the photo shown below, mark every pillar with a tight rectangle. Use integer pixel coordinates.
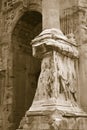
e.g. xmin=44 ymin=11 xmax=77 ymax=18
xmin=17 ymin=0 xmax=87 ymax=130
xmin=42 ymin=0 xmax=60 ymax=29
xmin=75 ymin=6 xmax=87 ymax=112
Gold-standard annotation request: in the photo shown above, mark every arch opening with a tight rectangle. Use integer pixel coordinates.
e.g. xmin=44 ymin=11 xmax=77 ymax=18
xmin=12 ymin=11 xmax=42 ymax=129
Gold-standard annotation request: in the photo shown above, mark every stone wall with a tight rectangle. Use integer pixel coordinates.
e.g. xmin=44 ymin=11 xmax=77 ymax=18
xmin=0 ymin=0 xmax=42 ymax=130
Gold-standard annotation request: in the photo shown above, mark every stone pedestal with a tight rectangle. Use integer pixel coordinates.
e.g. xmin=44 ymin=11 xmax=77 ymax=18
xmin=17 ymin=29 xmax=87 ymax=130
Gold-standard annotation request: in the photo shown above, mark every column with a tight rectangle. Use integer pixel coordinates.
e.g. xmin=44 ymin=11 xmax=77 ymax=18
xmin=17 ymin=1 xmax=87 ymax=130
xmin=42 ymin=0 xmax=60 ymax=29
xmin=75 ymin=6 xmax=87 ymax=112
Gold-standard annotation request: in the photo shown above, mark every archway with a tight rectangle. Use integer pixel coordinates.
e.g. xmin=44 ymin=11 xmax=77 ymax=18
xmin=12 ymin=11 xmax=42 ymax=129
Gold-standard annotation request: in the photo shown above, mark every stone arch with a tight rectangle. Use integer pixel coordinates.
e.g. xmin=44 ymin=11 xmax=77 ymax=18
xmin=12 ymin=10 xmax=42 ymax=129
xmin=11 ymin=0 xmax=42 ymax=34
xmin=27 ymin=0 xmax=42 ymax=13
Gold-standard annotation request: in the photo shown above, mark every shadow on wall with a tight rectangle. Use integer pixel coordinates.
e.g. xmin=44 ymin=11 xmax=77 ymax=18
xmin=12 ymin=11 xmax=42 ymax=129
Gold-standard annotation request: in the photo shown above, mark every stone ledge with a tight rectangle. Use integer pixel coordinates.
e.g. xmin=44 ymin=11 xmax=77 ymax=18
xmin=28 ymin=97 xmax=87 ymax=117
xmin=17 ymin=108 xmax=87 ymax=130
xmin=31 ymin=28 xmax=79 ymax=59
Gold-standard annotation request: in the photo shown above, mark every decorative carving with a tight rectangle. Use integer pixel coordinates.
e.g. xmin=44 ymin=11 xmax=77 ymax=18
xmin=4 ymin=10 xmax=15 ymax=33
xmin=59 ymin=73 xmax=77 ymax=101
xmin=67 ymin=33 xmax=76 ymax=44
xmin=31 ymin=29 xmax=78 ymax=104
xmin=31 ymin=28 xmax=79 ymax=58
xmin=3 ymin=0 xmax=22 ymax=12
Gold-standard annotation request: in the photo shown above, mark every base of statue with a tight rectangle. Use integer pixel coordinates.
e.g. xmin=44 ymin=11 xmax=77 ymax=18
xmin=17 ymin=98 xmax=87 ymax=130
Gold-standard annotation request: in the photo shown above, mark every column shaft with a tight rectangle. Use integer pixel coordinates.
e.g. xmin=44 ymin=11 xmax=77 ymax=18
xmin=42 ymin=0 xmax=60 ymax=29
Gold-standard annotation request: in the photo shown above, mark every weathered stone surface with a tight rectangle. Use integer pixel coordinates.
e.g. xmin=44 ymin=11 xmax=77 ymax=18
xmin=32 ymin=28 xmax=79 ymax=59
xmin=18 ymin=109 xmax=87 ymax=130
xmin=78 ymin=0 xmax=87 ymax=7
xmin=42 ymin=0 xmax=60 ymax=29
xmin=17 ymin=29 xmax=87 ymax=130
xmin=0 ymin=0 xmax=42 ymax=129
xmin=75 ymin=8 xmax=87 ymax=112
xmin=30 ymin=29 xmax=81 ymax=115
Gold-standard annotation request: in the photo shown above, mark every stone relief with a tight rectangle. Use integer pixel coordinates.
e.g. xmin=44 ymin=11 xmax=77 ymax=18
xmin=32 ymin=28 xmax=79 ymax=59
xmin=66 ymin=33 xmax=76 ymax=44
xmin=55 ymin=51 xmax=77 ymax=102
xmin=4 ymin=10 xmax=15 ymax=33
xmin=58 ymin=72 xmax=77 ymax=101
xmin=31 ymin=28 xmax=78 ymax=103
xmin=3 ymin=0 xmax=22 ymax=11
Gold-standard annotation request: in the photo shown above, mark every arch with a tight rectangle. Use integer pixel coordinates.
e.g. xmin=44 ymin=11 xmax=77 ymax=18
xmin=11 ymin=1 xmax=42 ymax=34
xmin=28 ymin=3 xmax=42 ymax=13
xmin=12 ymin=11 xmax=42 ymax=129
